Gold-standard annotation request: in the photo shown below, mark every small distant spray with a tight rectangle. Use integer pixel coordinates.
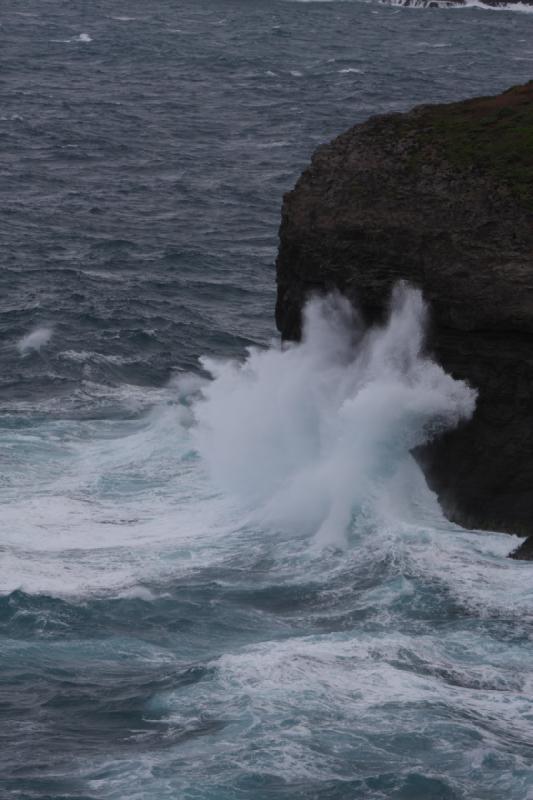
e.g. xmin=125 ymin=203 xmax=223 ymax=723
xmin=17 ymin=327 xmax=54 ymax=356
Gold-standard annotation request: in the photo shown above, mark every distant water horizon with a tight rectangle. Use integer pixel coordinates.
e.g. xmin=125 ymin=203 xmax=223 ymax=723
xmin=2 ymin=2 xmax=533 ymax=798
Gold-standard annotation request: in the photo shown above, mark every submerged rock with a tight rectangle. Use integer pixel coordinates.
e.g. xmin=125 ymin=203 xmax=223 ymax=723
xmin=276 ymin=81 xmax=533 ymax=557
xmin=510 ymin=536 xmax=533 ymax=560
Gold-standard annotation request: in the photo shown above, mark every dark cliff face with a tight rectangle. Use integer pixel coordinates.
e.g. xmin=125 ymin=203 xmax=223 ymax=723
xmin=276 ymin=81 xmax=533 ymax=554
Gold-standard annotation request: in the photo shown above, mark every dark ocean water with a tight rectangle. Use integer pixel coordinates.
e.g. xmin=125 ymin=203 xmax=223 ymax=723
xmin=2 ymin=1 xmax=533 ymax=799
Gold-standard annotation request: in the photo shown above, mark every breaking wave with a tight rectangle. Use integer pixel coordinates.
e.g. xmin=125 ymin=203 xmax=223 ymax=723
xmin=16 ymin=326 xmax=53 ymax=355
xmin=194 ymin=284 xmax=476 ymax=546
xmin=381 ymin=0 xmax=533 ymax=11
xmin=3 ymin=287 xmax=533 ymax=800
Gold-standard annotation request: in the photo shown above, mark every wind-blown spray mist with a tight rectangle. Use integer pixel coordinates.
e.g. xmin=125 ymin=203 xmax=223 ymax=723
xmin=16 ymin=326 xmax=54 ymax=355
xmin=194 ymin=284 xmax=477 ymax=545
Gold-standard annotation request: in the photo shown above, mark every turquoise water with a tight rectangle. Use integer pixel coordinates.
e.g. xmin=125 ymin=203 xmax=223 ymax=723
xmin=2 ymin=1 xmax=533 ymax=798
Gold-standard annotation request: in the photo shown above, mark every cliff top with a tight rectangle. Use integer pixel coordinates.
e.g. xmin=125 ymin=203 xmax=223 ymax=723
xmin=390 ymin=80 xmax=533 ymax=210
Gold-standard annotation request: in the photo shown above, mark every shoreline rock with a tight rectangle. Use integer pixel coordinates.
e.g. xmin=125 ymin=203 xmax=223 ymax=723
xmin=384 ymin=0 xmax=533 ymax=8
xmin=276 ymin=81 xmax=533 ymax=557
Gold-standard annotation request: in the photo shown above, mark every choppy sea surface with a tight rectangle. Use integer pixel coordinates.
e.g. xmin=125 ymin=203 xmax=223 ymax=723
xmin=3 ymin=1 xmax=533 ymax=798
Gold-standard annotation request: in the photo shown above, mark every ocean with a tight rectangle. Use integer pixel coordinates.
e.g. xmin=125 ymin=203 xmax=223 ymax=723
xmin=2 ymin=1 xmax=533 ymax=798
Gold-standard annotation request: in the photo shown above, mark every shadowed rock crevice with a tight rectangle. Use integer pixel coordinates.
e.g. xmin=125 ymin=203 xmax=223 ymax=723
xmin=276 ymin=81 xmax=533 ymax=557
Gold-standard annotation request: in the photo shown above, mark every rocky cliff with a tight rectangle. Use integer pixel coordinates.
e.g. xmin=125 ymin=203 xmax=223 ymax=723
xmin=276 ymin=81 xmax=533 ymax=557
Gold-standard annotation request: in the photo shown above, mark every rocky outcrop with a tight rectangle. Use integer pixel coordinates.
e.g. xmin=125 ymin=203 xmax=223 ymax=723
xmin=387 ymin=0 xmax=533 ymax=7
xmin=276 ymin=81 xmax=533 ymax=556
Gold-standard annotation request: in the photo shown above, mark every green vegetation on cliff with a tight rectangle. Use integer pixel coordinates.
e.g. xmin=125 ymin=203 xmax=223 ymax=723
xmin=414 ymin=81 xmax=533 ymax=208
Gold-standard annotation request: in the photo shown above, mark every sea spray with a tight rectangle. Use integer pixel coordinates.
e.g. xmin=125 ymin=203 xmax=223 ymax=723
xmin=193 ymin=284 xmax=477 ymax=545
xmin=16 ymin=326 xmax=53 ymax=355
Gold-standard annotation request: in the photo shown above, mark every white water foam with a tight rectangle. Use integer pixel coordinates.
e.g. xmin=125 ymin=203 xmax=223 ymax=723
xmin=5 ymin=285 xmax=529 ymax=609
xmin=0 ymin=392 xmax=240 ymax=596
xmin=286 ymin=0 xmax=533 ymax=9
xmin=382 ymin=0 xmax=533 ymax=11
xmin=194 ymin=285 xmax=476 ymax=547
xmin=16 ymin=326 xmax=53 ymax=355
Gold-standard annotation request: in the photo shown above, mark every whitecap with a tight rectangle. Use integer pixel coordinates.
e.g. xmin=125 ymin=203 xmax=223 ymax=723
xmin=382 ymin=0 xmax=533 ymax=11
xmin=16 ymin=326 xmax=53 ymax=355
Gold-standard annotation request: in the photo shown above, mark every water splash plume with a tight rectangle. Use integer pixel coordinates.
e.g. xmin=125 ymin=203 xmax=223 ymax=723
xmin=193 ymin=283 xmax=477 ymax=545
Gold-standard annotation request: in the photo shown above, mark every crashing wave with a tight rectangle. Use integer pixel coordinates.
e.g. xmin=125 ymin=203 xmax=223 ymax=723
xmin=193 ymin=283 xmax=477 ymax=547
xmin=381 ymin=0 xmax=533 ymax=9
